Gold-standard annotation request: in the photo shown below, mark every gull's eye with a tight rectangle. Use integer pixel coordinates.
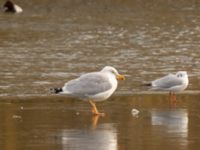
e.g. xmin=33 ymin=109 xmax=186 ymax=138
xmin=178 ymin=74 xmax=183 ymax=77
xmin=111 ymin=70 xmax=116 ymax=74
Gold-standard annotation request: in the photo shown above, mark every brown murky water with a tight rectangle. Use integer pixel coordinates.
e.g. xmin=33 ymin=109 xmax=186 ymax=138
xmin=1 ymin=95 xmax=200 ymax=150
xmin=0 ymin=0 xmax=200 ymax=150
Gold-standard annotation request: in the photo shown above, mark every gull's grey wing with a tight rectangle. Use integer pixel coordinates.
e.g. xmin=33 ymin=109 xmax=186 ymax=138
xmin=152 ymin=74 xmax=183 ymax=89
xmin=63 ymin=72 xmax=112 ymax=97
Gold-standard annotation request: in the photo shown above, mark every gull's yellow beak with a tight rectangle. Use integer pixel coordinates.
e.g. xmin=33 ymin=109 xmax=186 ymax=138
xmin=116 ymin=74 xmax=125 ymax=80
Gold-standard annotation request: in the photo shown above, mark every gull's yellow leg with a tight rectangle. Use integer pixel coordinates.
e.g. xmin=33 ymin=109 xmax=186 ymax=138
xmin=89 ymin=100 xmax=105 ymax=116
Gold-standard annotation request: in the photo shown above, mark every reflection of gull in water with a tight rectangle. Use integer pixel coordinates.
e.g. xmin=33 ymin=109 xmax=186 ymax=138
xmin=145 ymin=71 xmax=189 ymax=102
xmin=60 ymin=123 xmax=117 ymax=150
xmin=51 ymin=66 xmax=125 ymax=116
xmin=151 ymin=109 xmax=188 ymax=136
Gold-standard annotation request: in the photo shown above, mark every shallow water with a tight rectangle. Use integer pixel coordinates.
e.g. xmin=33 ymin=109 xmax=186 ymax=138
xmin=1 ymin=94 xmax=200 ymax=150
xmin=0 ymin=0 xmax=200 ymax=150
xmin=0 ymin=0 xmax=200 ymax=97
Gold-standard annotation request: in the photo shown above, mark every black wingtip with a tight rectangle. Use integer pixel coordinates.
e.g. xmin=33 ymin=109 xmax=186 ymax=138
xmin=142 ymin=83 xmax=152 ymax=86
xmin=50 ymin=88 xmax=63 ymax=94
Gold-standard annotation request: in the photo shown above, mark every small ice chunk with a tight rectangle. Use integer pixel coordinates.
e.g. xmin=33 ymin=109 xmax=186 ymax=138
xmin=12 ymin=115 xmax=22 ymax=119
xmin=131 ymin=109 xmax=139 ymax=117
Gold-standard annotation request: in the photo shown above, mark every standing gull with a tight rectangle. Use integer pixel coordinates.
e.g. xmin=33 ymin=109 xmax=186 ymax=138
xmin=145 ymin=71 xmax=189 ymax=102
xmin=51 ymin=66 xmax=125 ymax=116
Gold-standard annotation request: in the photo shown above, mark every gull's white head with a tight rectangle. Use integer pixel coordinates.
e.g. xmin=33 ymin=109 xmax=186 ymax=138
xmin=101 ymin=66 xmax=125 ymax=80
xmin=176 ymin=71 xmax=188 ymax=78
xmin=176 ymin=71 xmax=189 ymax=86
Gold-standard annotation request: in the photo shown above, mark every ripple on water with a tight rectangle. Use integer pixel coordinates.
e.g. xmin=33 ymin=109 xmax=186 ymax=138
xmin=0 ymin=2 xmax=200 ymax=97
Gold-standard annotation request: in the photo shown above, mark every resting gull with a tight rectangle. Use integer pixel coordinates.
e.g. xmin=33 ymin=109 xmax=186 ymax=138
xmin=145 ymin=71 xmax=189 ymax=102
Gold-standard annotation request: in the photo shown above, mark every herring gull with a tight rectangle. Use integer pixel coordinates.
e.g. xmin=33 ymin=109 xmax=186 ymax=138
xmin=51 ymin=66 xmax=125 ymax=116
